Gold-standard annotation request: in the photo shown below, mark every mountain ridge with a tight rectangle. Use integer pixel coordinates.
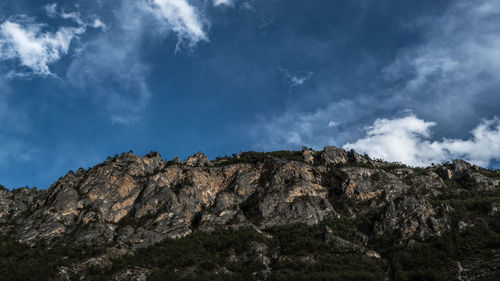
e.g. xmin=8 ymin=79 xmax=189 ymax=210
xmin=0 ymin=146 xmax=499 ymax=280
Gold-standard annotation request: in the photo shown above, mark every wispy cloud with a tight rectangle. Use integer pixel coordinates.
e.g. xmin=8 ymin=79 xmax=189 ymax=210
xmin=66 ymin=0 xmax=238 ymax=123
xmin=0 ymin=18 xmax=85 ymax=76
xmin=213 ymin=0 xmax=234 ymax=7
xmin=66 ymin=1 xmax=151 ymax=124
xmin=1 ymin=0 xmax=235 ymax=123
xmin=145 ymin=0 xmax=209 ymax=51
xmin=383 ymin=0 xmax=500 ymax=125
xmin=255 ymin=0 xmax=500 ymax=165
xmin=344 ymin=115 xmax=500 ymax=167
xmin=252 ymin=98 xmax=374 ymax=151
xmin=45 ymin=3 xmax=107 ymax=30
xmin=277 ymin=66 xmax=313 ymax=92
xmin=0 ymin=4 xmax=105 ymax=77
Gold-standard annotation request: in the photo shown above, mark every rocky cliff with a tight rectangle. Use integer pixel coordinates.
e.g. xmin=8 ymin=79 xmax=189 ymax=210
xmin=0 ymin=147 xmax=499 ymax=280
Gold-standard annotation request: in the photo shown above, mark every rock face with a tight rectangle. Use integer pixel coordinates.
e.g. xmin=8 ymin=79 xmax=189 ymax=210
xmin=0 ymin=148 xmax=498 ymax=249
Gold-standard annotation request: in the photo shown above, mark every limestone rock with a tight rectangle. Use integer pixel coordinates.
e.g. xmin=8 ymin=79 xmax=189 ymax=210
xmin=321 ymin=146 xmax=348 ymax=165
xmin=301 ymin=146 xmax=316 ymax=165
xmin=184 ymin=152 xmax=212 ymax=167
xmin=0 ymin=148 xmax=497 ymax=249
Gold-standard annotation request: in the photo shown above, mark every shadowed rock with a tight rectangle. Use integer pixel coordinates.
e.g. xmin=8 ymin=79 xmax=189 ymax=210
xmin=0 ymin=147 xmax=498 ymax=249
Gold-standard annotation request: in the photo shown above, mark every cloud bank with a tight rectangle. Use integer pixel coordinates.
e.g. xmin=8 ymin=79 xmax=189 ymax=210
xmin=66 ymin=0 xmax=221 ymax=123
xmin=344 ymin=115 xmax=500 ymax=167
xmin=0 ymin=3 xmax=106 ymax=77
xmin=66 ymin=1 xmax=151 ymax=124
xmin=255 ymin=0 xmax=500 ymax=168
xmin=252 ymin=98 xmax=375 ymax=151
xmin=383 ymin=0 xmax=500 ymax=125
xmin=0 ymin=19 xmax=85 ymax=76
xmin=0 ymin=0 xmax=220 ymax=123
xmin=146 ymin=0 xmax=209 ymax=50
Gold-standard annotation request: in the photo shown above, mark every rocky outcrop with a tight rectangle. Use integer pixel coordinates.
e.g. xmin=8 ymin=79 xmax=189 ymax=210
xmin=183 ymin=152 xmax=213 ymax=167
xmin=0 ymin=148 xmax=498 ymax=250
xmin=301 ymin=145 xmax=371 ymax=166
xmin=436 ymin=160 xmax=499 ymax=191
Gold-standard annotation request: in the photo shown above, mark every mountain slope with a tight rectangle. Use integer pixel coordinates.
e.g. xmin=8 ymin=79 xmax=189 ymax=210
xmin=0 ymin=147 xmax=499 ymax=280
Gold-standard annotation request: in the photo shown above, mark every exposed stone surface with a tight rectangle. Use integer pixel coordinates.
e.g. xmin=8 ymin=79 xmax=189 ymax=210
xmin=0 ymin=147 xmax=498 ymax=251
xmin=0 ymin=147 xmax=499 ymax=281
xmin=321 ymin=146 xmax=349 ymax=165
xmin=436 ymin=160 xmax=499 ymax=191
xmin=301 ymin=146 xmax=316 ymax=165
xmin=183 ymin=152 xmax=212 ymax=167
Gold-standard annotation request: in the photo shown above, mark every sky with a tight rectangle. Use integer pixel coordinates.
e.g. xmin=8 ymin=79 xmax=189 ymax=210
xmin=0 ymin=0 xmax=499 ymax=189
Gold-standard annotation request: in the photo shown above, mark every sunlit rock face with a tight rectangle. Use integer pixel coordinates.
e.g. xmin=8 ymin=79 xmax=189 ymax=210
xmin=0 ymin=148 xmax=498 ymax=248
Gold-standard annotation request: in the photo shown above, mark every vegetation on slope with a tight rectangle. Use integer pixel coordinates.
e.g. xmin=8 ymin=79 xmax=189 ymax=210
xmin=0 ymin=237 xmax=106 ymax=281
xmin=0 ymin=149 xmax=498 ymax=281
xmin=0 ymin=207 xmax=498 ymax=281
xmin=74 ymin=213 xmax=499 ymax=281
xmin=213 ymin=151 xmax=304 ymax=166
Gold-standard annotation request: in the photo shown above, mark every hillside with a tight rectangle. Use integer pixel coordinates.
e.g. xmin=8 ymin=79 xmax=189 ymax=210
xmin=0 ymin=146 xmax=499 ymax=281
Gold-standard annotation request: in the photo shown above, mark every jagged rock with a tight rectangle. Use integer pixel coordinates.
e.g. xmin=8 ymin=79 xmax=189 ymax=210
xmin=324 ymin=226 xmax=381 ymax=258
xmin=466 ymin=172 xmax=499 ymax=191
xmin=374 ymin=196 xmax=449 ymax=239
xmin=452 ymin=160 xmax=472 ymax=173
xmin=321 ymin=146 xmax=348 ymax=165
xmin=0 ymin=147 xmax=497 ymax=250
xmin=336 ymin=167 xmax=410 ymax=201
xmin=301 ymin=146 xmax=316 ymax=165
xmin=173 ymin=156 xmax=181 ymax=164
xmin=184 ymin=152 xmax=212 ymax=167
xmin=347 ymin=149 xmax=361 ymax=163
xmin=437 ymin=166 xmax=453 ymax=180
xmin=434 ymin=159 xmax=500 ymax=191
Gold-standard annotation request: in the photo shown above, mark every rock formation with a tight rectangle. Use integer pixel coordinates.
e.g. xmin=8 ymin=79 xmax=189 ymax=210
xmin=0 ymin=147 xmax=498 ymax=280
xmin=0 ymin=147 xmax=497 ymax=248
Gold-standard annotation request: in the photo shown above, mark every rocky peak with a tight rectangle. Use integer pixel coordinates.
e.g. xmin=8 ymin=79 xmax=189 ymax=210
xmin=0 ymin=147 xmax=498 ymax=250
xmin=302 ymin=145 xmax=370 ymax=166
xmin=322 ymin=146 xmax=349 ymax=165
xmin=183 ymin=152 xmax=213 ymax=167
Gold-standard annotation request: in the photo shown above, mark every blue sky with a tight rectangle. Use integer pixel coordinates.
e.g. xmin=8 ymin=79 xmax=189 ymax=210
xmin=0 ymin=0 xmax=499 ymax=189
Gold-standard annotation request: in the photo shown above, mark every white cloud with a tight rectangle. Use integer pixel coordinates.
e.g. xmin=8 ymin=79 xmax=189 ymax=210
xmin=46 ymin=3 xmax=84 ymax=25
xmin=65 ymin=0 xmax=231 ymax=123
xmin=146 ymin=0 xmax=208 ymax=50
xmin=252 ymin=98 xmax=374 ymax=151
xmin=66 ymin=34 xmax=151 ymax=124
xmin=0 ymin=4 xmax=105 ymax=77
xmin=278 ymin=66 xmax=314 ymax=92
xmin=240 ymin=2 xmax=254 ymax=11
xmin=0 ymin=19 xmax=85 ymax=76
xmin=383 ymin=0 xmax=500 ymax=125
xmin=91 ymin=19 xmax=106 ymax=30
xmin=45 ymin=3 xmax=58 ymax=17
xmin=45 ymin=3 xmax=106 ymax=30
xmin=328 ymin=121 xmax=339 ymax=128
xmin=213 ymin=0 xmax=234 ymax=6
xmin=344 ymin=115 xmax=500 ymax=167
xmin=66 ymin=0 xmax=152 ymax=124
xmin=255 ymin=0 xmax=500 ymax=157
